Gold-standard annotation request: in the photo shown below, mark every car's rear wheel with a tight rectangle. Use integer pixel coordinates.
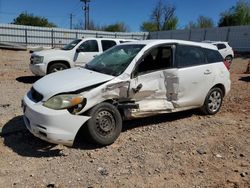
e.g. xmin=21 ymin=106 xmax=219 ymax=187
xmin=48 ymin=63 xmax=69 ymax=74
xmin=85 ymin=102 xmax=122 ymax=146
xmin=201 ymin=87 xmax=223 ymax=115
xmin=225 ymin=55 xmax=233 ymax=63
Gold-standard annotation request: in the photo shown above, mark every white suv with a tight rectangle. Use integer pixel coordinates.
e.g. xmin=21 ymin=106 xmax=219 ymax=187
xmin=203 ymin=41 xmax=234 ymax=62
xmin=30 ymin=38 xmax=134 ymax=76
xmin=22 ymin=40 xmax=231 ymax=146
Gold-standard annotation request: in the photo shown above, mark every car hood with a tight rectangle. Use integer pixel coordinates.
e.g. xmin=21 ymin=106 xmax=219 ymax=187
xmin=33 ymin=49 xmax=69 ymax=57
xmin=33 ymin=67 xmax=114 ymax=101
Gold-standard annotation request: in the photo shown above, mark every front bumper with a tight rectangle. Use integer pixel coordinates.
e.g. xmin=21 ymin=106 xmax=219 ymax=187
xmin=29 ymin=63 xmax=47 ymax=76
xmin=22 ymin=94 xmax=90 ymax=146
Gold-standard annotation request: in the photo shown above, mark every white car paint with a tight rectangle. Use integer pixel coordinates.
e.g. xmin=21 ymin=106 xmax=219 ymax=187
xmin=29 ymin=38 xmax=134 ymax=76
xmin=23 ymin=39 xmax=231 ymax=146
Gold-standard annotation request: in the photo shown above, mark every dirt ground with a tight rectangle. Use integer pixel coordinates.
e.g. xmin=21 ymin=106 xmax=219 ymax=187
xmin=0 ymin=49 xmax=249 ymax=188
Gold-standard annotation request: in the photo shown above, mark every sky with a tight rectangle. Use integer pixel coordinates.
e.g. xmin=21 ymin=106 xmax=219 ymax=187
xmin=0 ymin=0 xmax=241 ymax=31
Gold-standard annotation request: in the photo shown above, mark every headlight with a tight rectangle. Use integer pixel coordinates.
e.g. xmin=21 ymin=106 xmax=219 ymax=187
xmin=31 ymin=55 xmax=44 ymax=64
xmin=43 ymin=94 xmax=85 ymax=111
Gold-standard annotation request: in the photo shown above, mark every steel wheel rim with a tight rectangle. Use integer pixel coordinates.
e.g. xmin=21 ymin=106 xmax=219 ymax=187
xmin=95 ymin=110 xmax=115 ymax=136
xmin=52 ymin=67 xmax=64 ymax=72
xmin=208 ymin=90 xmax=222 ymax=112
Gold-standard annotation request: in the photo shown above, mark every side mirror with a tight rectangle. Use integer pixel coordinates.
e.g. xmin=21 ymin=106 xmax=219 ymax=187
xmin=76 ymin=48 xmax=84 ymax=53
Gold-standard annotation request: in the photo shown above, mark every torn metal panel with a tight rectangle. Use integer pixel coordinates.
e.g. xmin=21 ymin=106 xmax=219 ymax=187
xmin=163 ymin=70 xmax=179 ymax=101
xmin=102 ymin=81 xmax=130 ymax=99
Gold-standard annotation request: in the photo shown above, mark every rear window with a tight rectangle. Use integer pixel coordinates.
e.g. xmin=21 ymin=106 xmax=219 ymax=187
xmin=204 ymin=48 xmax=224 ymax=63
xmin=215 ymin=43 xmax=226 ymax=50
xmin=175 ymin=45 xmax=205 ymax=68
xmin=101 ymin=40 xmax=117 ymax=51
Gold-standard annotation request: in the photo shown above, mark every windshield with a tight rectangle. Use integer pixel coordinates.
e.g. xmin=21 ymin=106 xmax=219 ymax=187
xmin=85 ymin=44 xmax=144 ymax=76
xmin=62 ymin=39 xmax=82 ymax=50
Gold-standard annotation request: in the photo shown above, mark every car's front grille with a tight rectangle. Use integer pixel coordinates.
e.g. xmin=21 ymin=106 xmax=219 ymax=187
xmin=30 ymin=87 xmax=43 ymax=103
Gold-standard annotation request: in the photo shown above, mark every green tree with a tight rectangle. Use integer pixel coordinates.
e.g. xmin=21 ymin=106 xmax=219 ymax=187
xmin=12 ymin=12 xmax=57 ymax=27
xmin=218 ymin=0 xmax=250 ymax=27
xmin=197 ymin=16 xmax=214 ymax=28
xmin=185 ymin=21 xmax=197 ymax=29
xmin=140 ymin=22 xmax=157 ymax=32
xmin=140 ymin=0 xmax=178 ymax=32
xmin=103 ymin=22 xmax=129 ymax=32
xmin=185 ymin=16 xmax=214 ymax=29
xmin=163 ymin=16 xmax=178 ymax=30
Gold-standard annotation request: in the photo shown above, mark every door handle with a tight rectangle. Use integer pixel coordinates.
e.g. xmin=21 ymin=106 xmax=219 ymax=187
xmin=204 ymin=70 xmax=212 ymax=75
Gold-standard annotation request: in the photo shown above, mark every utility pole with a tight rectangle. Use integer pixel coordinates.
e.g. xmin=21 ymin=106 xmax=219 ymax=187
xmin=70 ymin=13 xmax=74 ymax=29
xmin=80 ymin=0 xmax=91 ymax=30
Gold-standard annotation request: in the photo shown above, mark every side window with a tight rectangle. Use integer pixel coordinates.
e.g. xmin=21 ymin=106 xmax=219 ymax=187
xmin=137 ymin=46 xmax=172 ymax=74
xmin=78 ymin=40 xmax=98 ymax=52
xmin=204 ymin=48 xmax=224 ymax=63
xmin=216 ymin=43 xmax=226 ymax=50
xmin=175 ymin=45 xmax=205 ymax=68
xmin=120 ymin=41 xmax=131 ymax=44
xmin=101 ymin=40 xmax=117 ymax=51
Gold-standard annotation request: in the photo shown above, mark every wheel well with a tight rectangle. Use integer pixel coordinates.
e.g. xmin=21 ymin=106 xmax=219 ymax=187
xmin=47 ymin=61 xmax=70 ymax=73
xmin=212 ymin=84 xmax=225 ymax=97
xmin=225 ymin=55 xmax=233 ymax=59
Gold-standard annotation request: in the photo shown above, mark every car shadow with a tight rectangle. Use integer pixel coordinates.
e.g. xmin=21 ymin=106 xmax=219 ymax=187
xmin=2 ymin=110 xmax=198 ymax=154
xmin=16 ymin=76 xmax=41 ymax=84
xmin=1 ymin=116 xmax=63 ymax=158
xmin=74 ymin=109 xmax=198 ymax=149
xmin=239 ymin=76 xmax=250 ymax=82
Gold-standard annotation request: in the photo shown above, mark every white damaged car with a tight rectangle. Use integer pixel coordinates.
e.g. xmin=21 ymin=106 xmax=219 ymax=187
xmin=22 ymin=40 xmax=231 ymax=146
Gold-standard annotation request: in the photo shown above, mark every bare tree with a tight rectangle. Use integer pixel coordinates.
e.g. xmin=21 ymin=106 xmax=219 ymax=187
xmin=146 ymin=0 xmax=177 ymax=31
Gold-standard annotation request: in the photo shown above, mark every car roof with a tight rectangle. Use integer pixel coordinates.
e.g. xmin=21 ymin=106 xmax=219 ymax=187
xmin=123 ymin=39 xmax=218 ymax=50
xmin=202 ymin=40 xmax=229 ymax=45
xmin=80 ymin=37 xmax=135 ymax=41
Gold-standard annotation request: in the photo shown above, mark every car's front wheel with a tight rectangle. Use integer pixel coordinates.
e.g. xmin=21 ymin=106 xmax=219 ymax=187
xmin=48 ymin=62 xmax=69 ymax=74
xmin=201 ymin=87 xmax=223 ymax=115
xmin=86 ymin=102 xmax=122 ymax=146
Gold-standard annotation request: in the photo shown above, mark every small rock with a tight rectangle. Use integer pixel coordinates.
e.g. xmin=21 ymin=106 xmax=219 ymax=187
xmin=97 ymin=167 xmax=109 ymax=176
xmin=0 ymin=104 xmax=10 ymax=108
xmin=215 ymin=154 xmax=222 ymax=158
xmin=155 ymin=168 xmax=160 ymax=173
xmin=239 ymin=153 xmax=245 ymax=157
xmin=197 ymin=148 xmax=206 ymax=155
xmin=47 ymin=183 xmax=56 ymax=188
xmin=47 ymin=157 xmax=53 ymax=161
xmin=198 ymin=170 xmax=204 ymax=174
xmin=240 ymin=172 xmax=248 ymax=177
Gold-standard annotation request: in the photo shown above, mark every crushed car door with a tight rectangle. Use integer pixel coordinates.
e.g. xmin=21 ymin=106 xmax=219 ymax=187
xmin=128 ymin=45 xmax=179 ymax=117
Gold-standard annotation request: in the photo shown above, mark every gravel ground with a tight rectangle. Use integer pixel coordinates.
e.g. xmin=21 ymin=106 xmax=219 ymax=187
xmin=0 ymin=49 xmax=249 ymax=188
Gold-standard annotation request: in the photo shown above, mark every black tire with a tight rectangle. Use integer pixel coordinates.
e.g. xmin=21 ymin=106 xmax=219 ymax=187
xmin=47 ymin=63 xmax=69 ymax=74
xmin=201 ymin=87 xmax=223 ymax=115
xmin=85 ymin=102 xmax=122 ymax=146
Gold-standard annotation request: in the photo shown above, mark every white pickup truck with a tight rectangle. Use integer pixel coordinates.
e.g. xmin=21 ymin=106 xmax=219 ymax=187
xmin=30 ymin=38 xmax=134 ymax=76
